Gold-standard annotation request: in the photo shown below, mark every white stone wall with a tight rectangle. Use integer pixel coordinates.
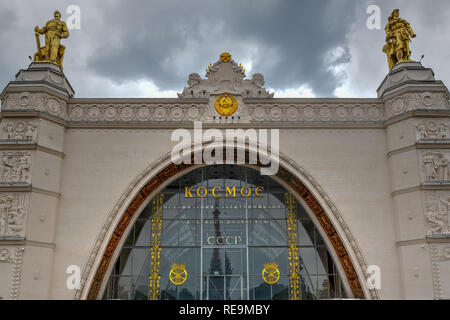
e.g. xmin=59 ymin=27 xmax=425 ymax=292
xmin=45 ymin=126 xmax=398 ymax=299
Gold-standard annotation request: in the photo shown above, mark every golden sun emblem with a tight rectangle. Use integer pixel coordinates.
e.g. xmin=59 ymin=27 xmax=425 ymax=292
xmin=262 ymin=263 xmax=280 ymax=285
xmin=214 ymin=94 xmax=238 ymax=117
xmin=169 ymin=263 xmax=188 ymax=285
xmin=220 ymin=52 xmax=231 ymax=63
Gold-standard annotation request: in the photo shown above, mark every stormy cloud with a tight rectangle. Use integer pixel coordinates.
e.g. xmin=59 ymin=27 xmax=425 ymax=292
xmin=0 ymin=0 xmax=449 ymax=98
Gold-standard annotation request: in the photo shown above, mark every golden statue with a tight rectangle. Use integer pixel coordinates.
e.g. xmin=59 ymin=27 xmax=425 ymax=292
xmin=383 ymin=9 xmax=416 ymax=71
xmin=34 ymin=10 xmax=69 ymax=69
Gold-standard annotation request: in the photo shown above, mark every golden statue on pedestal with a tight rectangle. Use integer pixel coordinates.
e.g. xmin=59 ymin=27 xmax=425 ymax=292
xmin=33 ymin=10 xmax=69 ymax=69
xmin=383 ymin=9 xmax=416 ymax=71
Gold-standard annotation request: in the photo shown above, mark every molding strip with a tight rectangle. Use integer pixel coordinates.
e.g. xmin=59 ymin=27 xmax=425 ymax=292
xmin=0 ymin=185 xmax=61 ymax=198
xmin=392 ymin=184 xmax=450 ymax=196
xmin=0 ymin=142 xmax=65 ymax=158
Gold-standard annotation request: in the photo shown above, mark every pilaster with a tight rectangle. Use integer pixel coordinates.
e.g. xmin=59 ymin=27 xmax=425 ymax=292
xmin=0 ymin=62 xmax=71 ymax=299
xmin=381 ymin=62 xmax=450 ymax=299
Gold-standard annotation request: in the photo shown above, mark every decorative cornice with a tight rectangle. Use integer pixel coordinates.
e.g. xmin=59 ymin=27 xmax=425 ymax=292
xmin=396 ymin=238 xmax=450 ymax=246
xmin=387 ymin=141 xmax=450 ymax=158
xmin=0 ymin=185 xmax=61 ymax=198
xmin=391 ymin=184 xmax=450 ymax=197
xmin=0 ymin=240 xmax=56 ymax=248
xmin=1 ymin=91 xmax=450 ymax=127
xmin=0 ymin=142 xmax=64 ymax=158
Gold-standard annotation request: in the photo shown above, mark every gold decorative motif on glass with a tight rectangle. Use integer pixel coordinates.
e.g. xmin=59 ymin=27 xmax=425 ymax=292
xmin=169 ymin=263 xmax=188 ymax=285
xmin=262 ymin=262 xmax=280 ymax=285
xmin=286 ymin=193 xmax=301 ymax=300
xmin=148 ymin=194 xmax=164 ymax=300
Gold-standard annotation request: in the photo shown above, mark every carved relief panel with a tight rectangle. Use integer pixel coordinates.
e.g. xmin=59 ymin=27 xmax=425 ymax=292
xmin=247 ymin=103 xmax=384 ymax=123
xmin=385 ymin=92 xmax=449 ymax=119
xmin=0 ymin=193 xmax=28 ymax=238
xmin=420 ymin=151 xmax=450 ymax=183
xmin=1 ymin=92 xmax=67 ymax=120
xmin=0 ymin=151 xmax=32 ymax=184
xmin=415 ymin=119 xmax=450 ymax=141
xmin=0 ymin=248 xmax=13 ymax=263
xmin=423 ymin=191 xmax=450 ymax=237
xmin=0 ymin=120 xmax=38 ymax=141
xmin=68 ymin=103 xmax=206 ymax=123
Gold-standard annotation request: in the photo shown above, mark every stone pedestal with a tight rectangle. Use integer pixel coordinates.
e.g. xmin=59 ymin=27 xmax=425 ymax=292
xmin=381 ymin=62 xmax=450 ymax=299
xmin=0 ymin=62 xmax=72 ymax=299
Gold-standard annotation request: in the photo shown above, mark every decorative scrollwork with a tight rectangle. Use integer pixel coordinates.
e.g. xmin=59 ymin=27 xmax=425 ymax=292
xmin=148 ymin=194 xmax=164 ymax=300
xmin=286 ymin=193 xmax=300 ymax=300
xmin=169 ymin=263 xmax=188 ymax=286
xmin=262 ymin=262 xmax=280 ymax=285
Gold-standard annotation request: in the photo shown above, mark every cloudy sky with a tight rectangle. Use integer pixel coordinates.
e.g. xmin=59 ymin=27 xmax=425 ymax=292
xmin=1 ymin=0 xmax=449 ymax=98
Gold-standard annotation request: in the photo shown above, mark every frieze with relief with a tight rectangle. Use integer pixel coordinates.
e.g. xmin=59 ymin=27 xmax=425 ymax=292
xmin=247 ymin=103 xmax=384 ymax=123
xmin=0 ymin=151 xmax=32 ymax=184
xmin=416 ymin=120 xmax=450 ymax=141
xmin=385 ymin=92 xmax=449 ymax=118
xmin=0 ymin=120 xmax=38 ymax=141
xmin=423 ymin=192 xmax=450 ymax=237
xmin=0 ymin=193 xmax=27 ymax=238
xmin=421 ymin=151 xmax=450 ymax=183
xmin=68 ymin=103 xmax=206 ymax=123
xmin=424 ymin=203 xmax=448 ymax=236
xmin=1 ymin=92 xmax=67 ymax=119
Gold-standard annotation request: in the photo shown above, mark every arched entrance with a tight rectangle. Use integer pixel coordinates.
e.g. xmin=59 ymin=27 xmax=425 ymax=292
xmin=102 ymin=164 xmax=350 ymax=300
xmin=81 ymin=149 xmax=368 ymax=300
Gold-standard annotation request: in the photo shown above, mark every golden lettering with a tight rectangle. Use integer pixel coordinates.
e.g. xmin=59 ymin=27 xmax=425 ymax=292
xmin=184 ymin=186 xmax=264 ymax=198
xmin=255 ymin=186 xmax=264 ymax=197
xmin=212 ymin=187 xmax=222 ymax=198
xmin=240 ymin=186 xmax=251 ymax=198
xmin=226 ymin=186 xmax=236 ymax=198
xmin=185 ymin=187 xmax=194 ymax=198
xmin=197 ymin=187 xmax=207 ymax=198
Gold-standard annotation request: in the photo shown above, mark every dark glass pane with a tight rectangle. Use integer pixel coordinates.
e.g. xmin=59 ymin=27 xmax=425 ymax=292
xmin=132 ymin=248 xmax=149 ymax=276
xmin=317 ymin=246 xmax=330 ymax=274
xmin=118 ymin=248 xmax=132 ymax=276
xmin=299 ymin=247 xmax=317 ymax=275
xmin=298 ymin=219 xmax=314 ymax=246
xmin=134 ymin=220 xmax=151 ymax=246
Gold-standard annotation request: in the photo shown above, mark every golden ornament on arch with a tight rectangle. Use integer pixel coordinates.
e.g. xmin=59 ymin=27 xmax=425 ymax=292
xmin=214 ymin=93 xmax=238 ymax=117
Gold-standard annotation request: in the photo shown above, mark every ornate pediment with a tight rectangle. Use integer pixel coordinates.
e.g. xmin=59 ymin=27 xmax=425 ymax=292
xmin=178 ymin=52 xmax=274 ymax=98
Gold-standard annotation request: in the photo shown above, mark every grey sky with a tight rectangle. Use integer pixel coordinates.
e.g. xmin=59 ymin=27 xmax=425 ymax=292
xmin=0 ymin=0 xmax=449 ymax=98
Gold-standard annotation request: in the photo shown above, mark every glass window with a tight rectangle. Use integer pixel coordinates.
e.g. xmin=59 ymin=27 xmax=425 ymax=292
xmin=103 ymin=165 xmax=347 ymax=300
